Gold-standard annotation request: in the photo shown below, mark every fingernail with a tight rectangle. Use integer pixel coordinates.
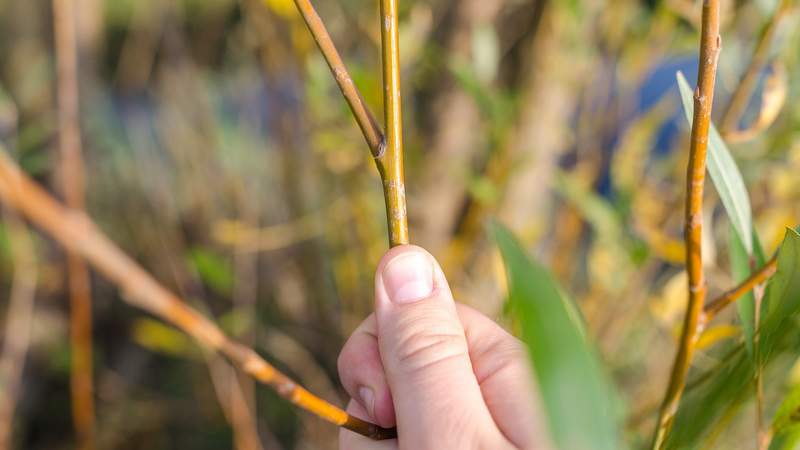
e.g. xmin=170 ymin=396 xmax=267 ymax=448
xmin=382 ymin=252 xmax=433 ymax=304
xmin=358 ymin=386 xmax=375 ymax=418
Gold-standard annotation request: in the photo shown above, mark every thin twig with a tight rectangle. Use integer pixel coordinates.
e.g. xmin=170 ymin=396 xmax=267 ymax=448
xmin=292 ymin=0 xmax=384 ymax=157
xmin=53 ymin=1 xmax=95 ymax=447
xmin=651 ymin=1 xmax=721 ymax=448
xmin=702 ymin=255 xmax=778 ymax=321
xmin=0 ymin=149 xmax=396 ymax=441
xmin=719 ymin=0 xmax=792 ymax=135
xmin=753 ymin=256 xmax=769 ymax=450
xmin=0 ymin=210 xmax=37 ymax=450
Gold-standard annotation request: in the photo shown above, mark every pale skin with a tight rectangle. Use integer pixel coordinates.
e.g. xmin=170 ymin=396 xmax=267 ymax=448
xmin=338 ymin=245 xmax=552 ymax=450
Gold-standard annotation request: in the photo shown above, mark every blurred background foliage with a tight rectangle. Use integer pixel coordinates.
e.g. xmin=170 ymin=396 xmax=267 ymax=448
xmin=0 ymin=0 xmax=798 ymax=448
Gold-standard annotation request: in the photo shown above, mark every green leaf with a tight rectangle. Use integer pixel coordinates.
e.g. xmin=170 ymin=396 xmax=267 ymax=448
xmin=676 ymin=71 xmax=753 ymax=255
xmin=769 ymin=429 xmax=800 ymax=450
xmin=729 ymin=227 xmax=766 ymax=358
xmin=491 ymin=222 xmax=624 ymax=450
xmin=758 ymin=229 xmax=800 ymax=361
xmin=187 ymin=247 xmax=234 ymax=296
xmin=772 ymin=384 xmax=800 ymax=437
xmin=131 ymin=318 xmax=197 ymax=358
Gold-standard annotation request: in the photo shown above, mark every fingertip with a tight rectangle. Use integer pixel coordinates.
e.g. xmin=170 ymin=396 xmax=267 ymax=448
xmin=376 ymin=245 xmax=438 ymax=288
xmin=375 ymin=246 xmax=450 ymax=307
xmin=373 ymin=386 xmax=396 ymax=427
xmin=375 ymin=244 xmax=431 ymax=272
xmin=337 ymin=315 xmax=396 ymax=427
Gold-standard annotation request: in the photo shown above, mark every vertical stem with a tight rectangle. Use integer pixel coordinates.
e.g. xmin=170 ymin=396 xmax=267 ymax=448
xmin=754 ymin=280 xmax=767 ymax=450
xmin=378 ymin=0 xmax=409 ymax=247
xmin=651 ymin=1 xmax=721 ymax=448
xmin=53 ymin=0 xmax=95 ymax=448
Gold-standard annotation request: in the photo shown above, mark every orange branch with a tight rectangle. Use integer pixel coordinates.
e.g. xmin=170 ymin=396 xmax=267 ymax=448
xmin=0 ymin=150 xmax=396 ymax=441
xmin=52 ymin=0 xmax=95 ymax=447
xmin=702 ymin=255 xmax=778 ymax=322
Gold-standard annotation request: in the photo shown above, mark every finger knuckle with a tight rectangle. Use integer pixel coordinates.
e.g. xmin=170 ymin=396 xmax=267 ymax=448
xmin=393 ymin=322 xmax=467 ymax=374
xmin=475 ymin=336 xmax=529 ymax=385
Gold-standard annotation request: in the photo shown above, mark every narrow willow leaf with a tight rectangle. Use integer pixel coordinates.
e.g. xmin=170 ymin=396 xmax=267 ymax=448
xmin=491 ymin=223 xmax=624 ymax=450
xmin=772 ymin=384 xmax=800 ymax=437
xmin=668 ymin=229 xmax=800 ymax=448
xmin=676 ymin=71 xmax=753 ymax=254
xmin=758 ymin=229 xmax=800 ymax=361
xmin=729 ymin=226 xmax=766 ymax=358
xmin=769 ymin=430 xmax=800 ymax=450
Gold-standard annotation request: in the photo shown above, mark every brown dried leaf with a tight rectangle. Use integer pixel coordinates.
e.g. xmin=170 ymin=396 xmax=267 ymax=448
xmin=726 ymin=62 xmax=788 ymax=143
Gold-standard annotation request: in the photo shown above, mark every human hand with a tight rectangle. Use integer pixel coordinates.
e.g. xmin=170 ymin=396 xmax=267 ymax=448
xmin=338 ymin=245 xmax=551 ymax=449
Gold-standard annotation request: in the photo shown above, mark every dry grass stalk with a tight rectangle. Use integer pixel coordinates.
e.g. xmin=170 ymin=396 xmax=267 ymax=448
xmin=207 ymin=356 xmax=265 ymax=450
xmin=0 ymin=149 xmax=396 ymax=440
xmin=53 ymin=0 xmax=95 ymax=447
xmin=0 ymin=211 xmax=37 ymax=450
xmin=651 ymin=1 xmax=721 ymax=448
xmin=230 ymin=194 xmax=260 ymax=449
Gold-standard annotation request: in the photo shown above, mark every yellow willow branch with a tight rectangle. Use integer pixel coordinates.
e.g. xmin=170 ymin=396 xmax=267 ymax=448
xmin=53 ymin=1 xmax=95 ymax=446
xmin=719 ymin=0 xmax=793 ymax=135
xmin=0 ymin=150 xmax=396 ymax=441
xmin=651 ymin=1 xmax=721 ymax=448
xmin=378 ymin=0 xmax=409 ymax=247
xmin=291 ymin=0 xmax=408 ymax=247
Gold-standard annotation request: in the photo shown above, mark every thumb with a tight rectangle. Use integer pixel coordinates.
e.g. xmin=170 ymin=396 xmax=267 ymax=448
xmin=374 ymin=245 xmax=503 ymax=448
